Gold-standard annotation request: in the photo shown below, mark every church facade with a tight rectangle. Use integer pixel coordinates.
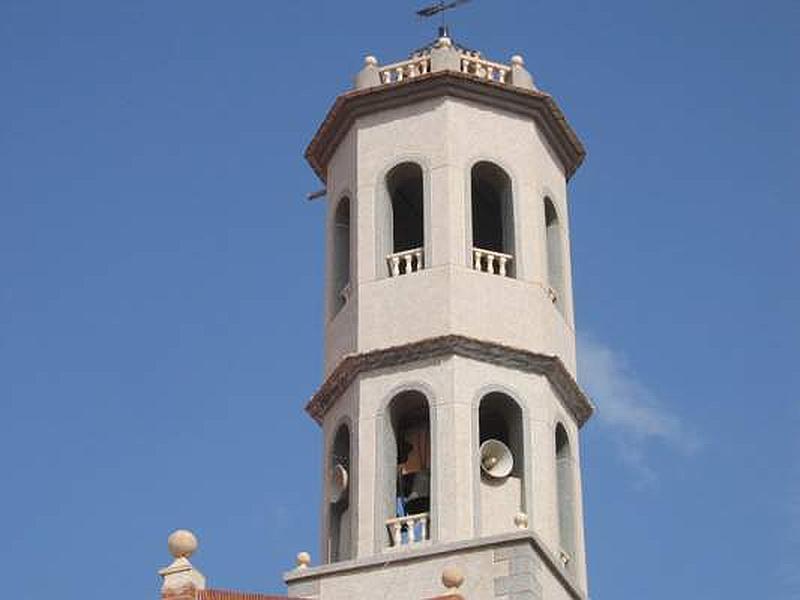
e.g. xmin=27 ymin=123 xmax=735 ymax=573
xmin=158 ymin=30 xmax=592 ymax=600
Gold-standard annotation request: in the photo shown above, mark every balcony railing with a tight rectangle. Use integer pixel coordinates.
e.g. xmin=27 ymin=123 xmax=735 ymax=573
xmin=387 ymin=248 xmax=424 ymax=277
xmin=376 ymin=51 xmax=511 ymax=87
xmin=386 ymin=512 xmax=430 ymax=547
xmin=379 ymin=56 xmax=432 ymax=84
xmin=473 ymin=247 xmax=513 ymax=277
xmin=460 ymin=53 xmax=511 ymax=83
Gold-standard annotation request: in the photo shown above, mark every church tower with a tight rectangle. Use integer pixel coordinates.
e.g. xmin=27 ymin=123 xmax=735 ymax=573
xmin=286 ymin=30 xmax=592 ymax=600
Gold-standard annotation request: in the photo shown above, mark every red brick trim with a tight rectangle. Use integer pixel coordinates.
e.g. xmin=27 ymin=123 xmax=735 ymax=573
xmin=162 ymin=586 xmax=198 ymax=600
xmin=197 ymin=590 xmax=299 ymax=600
xmin=305 ymin=71 xmax=586 ymax=183
xmin=304 ymin=335 xmax=593 ymax=427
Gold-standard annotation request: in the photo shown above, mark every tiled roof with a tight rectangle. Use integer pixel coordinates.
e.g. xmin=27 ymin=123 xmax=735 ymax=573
xmin=197 ymin=590 xmax=298 ymax=600
xmin=196 ymin=589 xmax=460 ymax=600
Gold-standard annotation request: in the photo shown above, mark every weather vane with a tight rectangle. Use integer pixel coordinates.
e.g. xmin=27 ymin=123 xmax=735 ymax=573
xmin=416 ymin=0 xmax=472 ymax=35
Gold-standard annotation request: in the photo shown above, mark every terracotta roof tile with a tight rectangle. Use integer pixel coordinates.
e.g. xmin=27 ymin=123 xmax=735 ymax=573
xmin=197 ymin=589 xmax=298 ymax=600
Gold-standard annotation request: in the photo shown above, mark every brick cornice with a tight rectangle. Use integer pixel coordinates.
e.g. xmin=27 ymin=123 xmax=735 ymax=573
xmin=198 ymin=590 xmax=299 ymax=600
xmin=305 ymin=335 xmax=593 ymax=427
xmin=305 ymin=71 xmax=586 ymax=183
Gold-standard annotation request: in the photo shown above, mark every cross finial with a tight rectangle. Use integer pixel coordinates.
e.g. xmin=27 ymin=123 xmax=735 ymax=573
xmin=416 ymin=0 xmax=472 ymax=36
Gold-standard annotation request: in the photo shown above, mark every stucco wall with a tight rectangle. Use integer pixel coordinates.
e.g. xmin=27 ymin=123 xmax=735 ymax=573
xmin=287 ymin=534 xmax=584 ymax=600
xmin=317 ymin=354 xmax=587 ymax=592
xmin=322 ymin=97 xmax=577 ymax=377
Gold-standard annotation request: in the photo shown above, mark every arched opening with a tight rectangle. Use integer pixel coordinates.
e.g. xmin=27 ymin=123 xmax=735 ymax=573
xmin=471 ymin=162 xmax=514 ymax=276
xmin=478 ymin=392 xmax=525 ymax=534
xmin=328 ymin=423 xmax=352 ymax=562
xmin=383 ymin=390 xmax=431 ymax=547
xmin=555 ymin=423 xmax=576 ymax=566
xmin=385 ymin=163 xmax=424 ymax=276
xmin=331 ymin=197 xmax=351 ymax=315
xmin=545 ymin=198 xmax=565 ymax=311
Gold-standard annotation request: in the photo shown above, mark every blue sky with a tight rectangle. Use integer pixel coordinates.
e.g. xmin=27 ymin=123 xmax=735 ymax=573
xmin=1 ymin=1 xmax=798 ymax=598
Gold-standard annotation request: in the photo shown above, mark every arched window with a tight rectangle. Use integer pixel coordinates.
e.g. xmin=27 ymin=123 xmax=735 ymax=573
xmin=471 ymin=162 xmax=515 ymax=276
xmin=385 ymin=163 xmax=424 ymax=276
xmin=328 ymin=423 xmax=352 ymax=562
xmin=555 ymin=423 xmax=576 ymax=565
xmin=331 ymin=197 xmax=351 ymax=314
xmin=544 ymin=198 xmax=565 ymax=311
xmin=478 ymin=392 xmax=525 ymax=534
xmin=383 ymin=390 xmax=431 ymax=547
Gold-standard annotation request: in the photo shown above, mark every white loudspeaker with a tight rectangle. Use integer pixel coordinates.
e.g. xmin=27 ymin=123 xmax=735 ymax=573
xmin=480 ymin=439 xmax=514 ymax=479
xmin=329 ymin=463 xmax=349 ymax=504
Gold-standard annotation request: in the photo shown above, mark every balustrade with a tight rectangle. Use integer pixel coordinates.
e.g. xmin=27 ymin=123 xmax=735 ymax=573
xmin=386 ymin=512 xmax=430 ymax=547
xmin=460 ymin=53 xmax=510 ymax=83
xmin=379 ymin=56 xmax=431 ymax=84
xmin=473 ymin=248 xmax=513 ymax=277
xmin=375 ymin=52 xmax=513 ymax=87
xmin=386 ymin=248 xmax=424 ymax=277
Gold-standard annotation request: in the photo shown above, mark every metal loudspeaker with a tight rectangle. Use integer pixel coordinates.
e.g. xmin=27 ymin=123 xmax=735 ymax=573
xmin=480 ymin=439 xmax=513 ymax=479
xmin=329 ymin=463 xmax=349 ymax=504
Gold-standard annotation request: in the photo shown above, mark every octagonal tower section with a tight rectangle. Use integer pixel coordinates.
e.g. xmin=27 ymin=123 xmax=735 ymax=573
xmin=311 ymin=40 xmax=585 ymax=380
xmin=293 ymin=35 xmax=593 ymax=600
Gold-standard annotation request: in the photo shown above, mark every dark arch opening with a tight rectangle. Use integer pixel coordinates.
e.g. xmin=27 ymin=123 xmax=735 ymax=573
xmin=479 ymin=392 xmax=524 ymax=481
xmin=471 ymin=162 xmax=514 ymax=253
xmin=383 ymin=390 xmax=431 ymax=546
xmin=387 ymin=163 xmax=424 ymax=253
xmin=329 ymin=423 xmax=351 ymax=562
xmin=545 ymin=197 xmax=565 ymax=311
xmin=477 ymin=391 xmax=526 ymax=535
xmin=555 ymin=423 xmax=576 ymax=564
xmin=471 ymin=162 xmax=515 ymax=276
xmin=331 ymin=197 xmax=351 ymax=315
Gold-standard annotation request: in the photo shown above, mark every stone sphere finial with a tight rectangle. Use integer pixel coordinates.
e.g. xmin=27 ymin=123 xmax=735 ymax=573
xmin=296 ymin=551 xmax=311 ymax=570
xmin=167 ymin=529 xmax=198 ymax=559
xmin=514 ymin=512 xmax=529 ymax=529
xmin=441 ymin=566 xmax=464 ymax=590
xmin=511 ymin=54 xmax=525 ymax=66
xmin=364 ymin=55 xmax=378 ymax=67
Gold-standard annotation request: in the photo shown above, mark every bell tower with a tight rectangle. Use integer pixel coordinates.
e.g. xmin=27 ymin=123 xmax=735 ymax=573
xmin=286 ymin=31 xmax=593 ymax=600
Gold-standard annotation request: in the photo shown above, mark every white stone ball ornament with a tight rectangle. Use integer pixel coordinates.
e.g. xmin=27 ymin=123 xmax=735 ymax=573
xmin=167 ymin=529 xmax=198 ymax=559
xmin=441 ymin=565 xmax=464 ymax=590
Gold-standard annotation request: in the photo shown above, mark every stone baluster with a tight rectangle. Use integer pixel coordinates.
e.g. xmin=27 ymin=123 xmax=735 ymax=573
xmin=414 ymin=250 xmax=423 ymax=271
xmin=392 ymin=521 xmax=402 ymax=546
xmin=474 ymin=249 xmax=483 ymax=271
xmin=390 ymin=256 xmax=401 ymax=277
xmin=407 ymin=517 xmax=417 ymax=543
xmin=486 ymin=253 xmax=496 ymax=274
xmin=498 ymin=255 xmax=508 ymax=277
xmin=402 ymin=254 xmax=412 ymax=274
xmin=420 ymin=516 xmax=428 ymax=541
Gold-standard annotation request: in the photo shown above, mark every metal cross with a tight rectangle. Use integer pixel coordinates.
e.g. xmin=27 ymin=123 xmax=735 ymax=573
xmin=416 ymin=0 xmax=472 ymax=28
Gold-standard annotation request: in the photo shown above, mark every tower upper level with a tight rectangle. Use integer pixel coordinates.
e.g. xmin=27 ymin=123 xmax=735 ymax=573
xmin=308 ymin=32 xmax=586 ymax=379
